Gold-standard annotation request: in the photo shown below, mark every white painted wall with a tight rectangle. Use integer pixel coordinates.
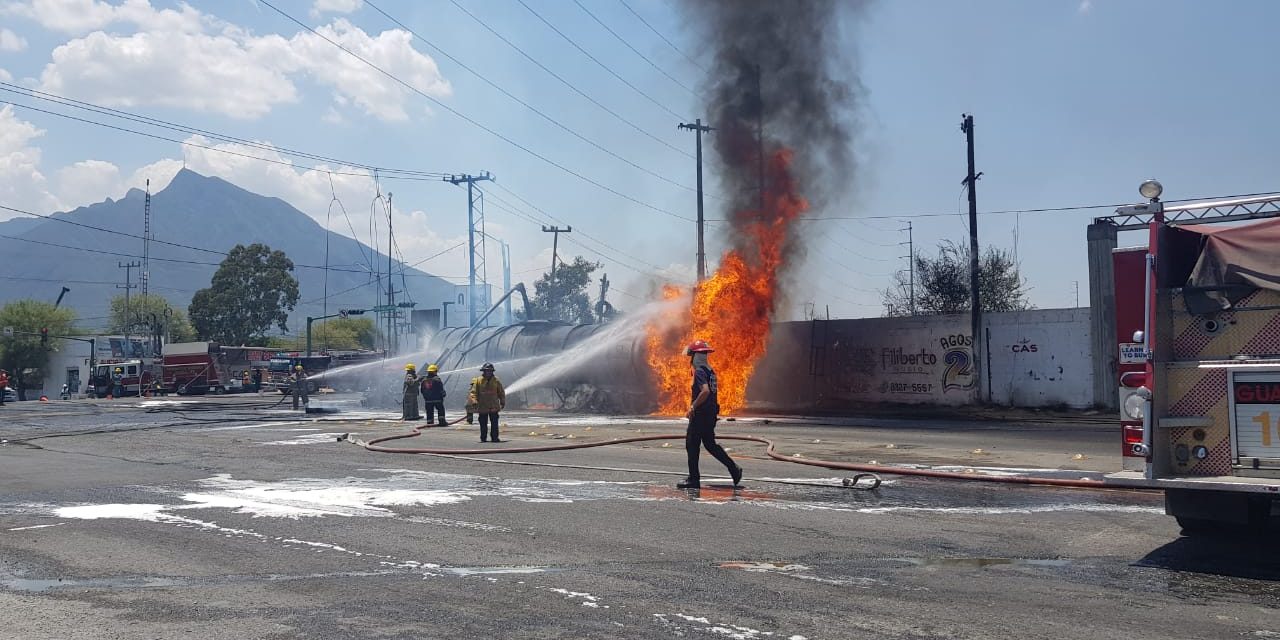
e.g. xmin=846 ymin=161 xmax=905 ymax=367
xmin=984 ymin=308 xmax=1094 ymax=408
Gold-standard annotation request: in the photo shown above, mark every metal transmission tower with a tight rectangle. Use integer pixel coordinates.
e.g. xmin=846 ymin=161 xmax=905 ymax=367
xmin=678 ymin=119 xmax=714 ymax=282
xmin=500 ymin=239 xmax=512 ymax=325
xmin=444 ymin=172 xmax=494 ymax=327
xmin=899 ymin=220 xmax=914 ymax=315
xmin=141 ymin=179 xmax=151 ymax=300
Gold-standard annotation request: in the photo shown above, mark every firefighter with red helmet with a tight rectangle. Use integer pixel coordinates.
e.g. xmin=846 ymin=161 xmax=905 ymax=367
xmin=678 ymin=340 xmax=743 ymax=489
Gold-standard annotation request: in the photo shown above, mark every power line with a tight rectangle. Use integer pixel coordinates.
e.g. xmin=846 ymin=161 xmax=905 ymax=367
xmin=409 ymin=0 xmax=690 ymax=159
xmin=571 ymin=0 xmax=697 ymax=97
xmin=617 ymin=0 xmax=706 ymax=73
xmin=367 ymin=1 xmax=699 ymax=195
xmin=259 ymin=0 xmax=695 ymax=223
xmin=0 ymin=82 xmax=450 ymax=180
xmin=515 ymin=0 xmax=686 ymax=121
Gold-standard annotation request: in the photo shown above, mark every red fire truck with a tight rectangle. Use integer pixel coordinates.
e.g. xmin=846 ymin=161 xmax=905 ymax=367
xmin=162 ymin=343 xmax=271 ymax=394
xmin=88 ymin=360 xmax=153 ymax=398
xmin=1107 ymin=182 xmax=1280 ymax=532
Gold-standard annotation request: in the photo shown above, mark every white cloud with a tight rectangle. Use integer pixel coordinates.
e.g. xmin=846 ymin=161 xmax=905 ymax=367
xmin=20 ymin=2 xmax=449 ymax=121
xmin=311 ymin=0 xmax=363 ymax=17
xmin=55 ymin=159 xmax=121 ymax=209
xmin=0 ymin=28 xmax=28 ymax=51
xmin=2 ymin=0 xmax=206 ymax=35
xmin=0 ymin=67 xmax=12 ymax=82
xmin=1078 ymin=0 xmax=1093 ymax=14
xmin=0 ymin=105 xmax=61 ymax=218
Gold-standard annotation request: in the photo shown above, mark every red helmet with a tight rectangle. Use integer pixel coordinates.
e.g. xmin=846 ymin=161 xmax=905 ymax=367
xmin=685 ymin=340 xmax=714 ymax=355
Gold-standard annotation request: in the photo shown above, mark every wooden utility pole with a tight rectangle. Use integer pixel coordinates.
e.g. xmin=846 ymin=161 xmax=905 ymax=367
xmin=961 ymin=114 xmax=984 ymax=401
xmin=679 ymin=119 xmax=714 ymax=282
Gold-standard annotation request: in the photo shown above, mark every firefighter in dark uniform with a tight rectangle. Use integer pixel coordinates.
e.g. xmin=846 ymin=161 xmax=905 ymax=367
xmin=677 ymin=340 xmax=743 ymax=489
xmin=402 ymin=363 xmax=421 ymax=420
xmin=291 ymin=365 xmax=309 ymax=410
xmin=420 ymin=363 xmax=447 ymax=426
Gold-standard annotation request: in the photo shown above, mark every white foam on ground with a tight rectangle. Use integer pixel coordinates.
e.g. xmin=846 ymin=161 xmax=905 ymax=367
xmin=544 ymin=587 xmax=607 ymax=608
xmin=719 ymin=561 xmax=878 ymax=588
xmin=260 ymin=433 xmax=346 ymax=446
xmin=654 ymin=613 xmax=778 ymax=640
xmin=6 ymin=523 xmax=66 ymax=531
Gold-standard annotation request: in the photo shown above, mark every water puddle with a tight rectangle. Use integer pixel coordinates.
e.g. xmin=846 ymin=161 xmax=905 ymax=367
xmin=3 ymin=576 xmax=188 ymax=592
xmin=444 ymin=566 xmax=557 ymax=577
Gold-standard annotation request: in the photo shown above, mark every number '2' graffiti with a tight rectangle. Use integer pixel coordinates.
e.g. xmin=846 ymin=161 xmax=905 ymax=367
xmin=942 ymin=348 xmax=977 ymax=393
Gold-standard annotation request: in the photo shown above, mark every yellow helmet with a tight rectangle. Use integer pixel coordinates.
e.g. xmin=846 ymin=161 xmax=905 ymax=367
xmin=426 ymin=364 xmax=439 ymax=373
xmin=294 ymin=365 xmax=303 ymax=370
xmin=405 ymin=363 xmax=416 ymax=371
xmin=114 ymin=367 xmax=123 ymax=372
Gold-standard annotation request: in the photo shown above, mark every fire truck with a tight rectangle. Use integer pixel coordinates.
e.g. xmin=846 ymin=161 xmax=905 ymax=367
xmin=1106 ymin=180 xmax=1280 ymax=532
xmin=87 ymin=360 xmax=153 ymax=398
xmin=162 ymin=343 xmax=273 ymax=394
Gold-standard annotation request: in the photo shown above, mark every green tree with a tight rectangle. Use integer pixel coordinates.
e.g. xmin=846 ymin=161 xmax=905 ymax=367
xmin=315 ymin=317 xmax=379 ymax=351
xmin=0 ymin=300 xmax=77 ymax=400
xmin=882 ymin=241 xmax=1032 ymax=317
xmin=189 ymin=243 xmax=300 ymax=345
xmin=526 ymin=256 xmax=600 ymax=323
xmin=108 ymin=294 xmax=196 ymax=343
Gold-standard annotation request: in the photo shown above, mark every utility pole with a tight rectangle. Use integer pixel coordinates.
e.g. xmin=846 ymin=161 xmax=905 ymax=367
xmin=141 ymin=179 xmax=150 ymax=300
xmin=385 ymin=193 xmax=395 ymax=356
xmin=542 ymin=225 xmax=571 ymax=281
xmin=500 ymin=239 xmax=512 ymax=325
xmin=1073 ymin=280 xmax=1080 ymax=308
xmin=117 ymin=261 xmax=140 ymax=355
xmin=443 ymin=172 xmax=494 ymax=327
xmin=754 ymin=63 xmax=766 ymax=213
xmin=899 ymin=221 xmax=915 ymax=315
xmin=679 ymin=119 xmax=714 ymax=282
xmin=961 ymin=113 xmax=984 ymax=401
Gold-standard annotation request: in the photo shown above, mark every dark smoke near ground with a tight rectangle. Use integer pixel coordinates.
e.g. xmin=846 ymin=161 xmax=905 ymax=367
xmin=684 ymin=0 xmax=863 ymax=230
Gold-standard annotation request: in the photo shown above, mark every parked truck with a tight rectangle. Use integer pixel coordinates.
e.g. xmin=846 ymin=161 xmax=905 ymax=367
xmin=162 ymin=342 xmax=229 ymax=395
xmin=1108 ymin=183 xmax=1280 ymax=533
xmin=87 ymin=360 xmax=153 ymax=398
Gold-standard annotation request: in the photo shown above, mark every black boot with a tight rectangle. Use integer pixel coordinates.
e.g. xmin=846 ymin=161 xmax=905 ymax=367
xmin=730 ymin=465 xmax=743 ymax=486
xmin=677 ymin=477 xmax=700 ymax=489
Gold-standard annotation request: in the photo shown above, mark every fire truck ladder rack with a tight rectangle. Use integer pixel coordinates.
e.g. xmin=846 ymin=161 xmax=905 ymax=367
xmin=1095 ymin=193 xmax=1280 ymax=231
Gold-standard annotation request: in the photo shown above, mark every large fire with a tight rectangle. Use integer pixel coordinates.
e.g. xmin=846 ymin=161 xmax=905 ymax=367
xmin=645 ymin=148 xmax=809 ymax=415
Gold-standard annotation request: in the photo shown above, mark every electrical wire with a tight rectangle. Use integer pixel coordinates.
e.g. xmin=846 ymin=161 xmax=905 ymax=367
xmin=617 ymin=0 xmax=706 ymax=73
xmin=259 ymin=0 xmax=696 ymax=224
xmin=383 ymin=0 xmax=689 ymax=160
xmin=515 ymin=0 xmax=686 ymax=121
xmin=571 ymin=0 xmax=698 ymax=97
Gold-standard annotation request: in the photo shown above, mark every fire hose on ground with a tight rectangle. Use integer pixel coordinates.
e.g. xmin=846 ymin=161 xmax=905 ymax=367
xmin=347 ymin=419 xmax=1121 ymax=491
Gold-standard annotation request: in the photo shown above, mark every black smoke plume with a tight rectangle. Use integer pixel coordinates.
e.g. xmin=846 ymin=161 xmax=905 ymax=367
xmin=684 ymin=0 xmax=863 ymax=230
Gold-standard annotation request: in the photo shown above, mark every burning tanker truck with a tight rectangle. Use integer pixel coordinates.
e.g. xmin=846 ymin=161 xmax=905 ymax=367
xmin=367 ymin=0 xmax=861 ymax=415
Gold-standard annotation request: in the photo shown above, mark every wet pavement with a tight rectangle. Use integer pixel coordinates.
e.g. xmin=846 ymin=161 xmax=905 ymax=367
xmin=1 ymin=395 xmax=1278 ymax=639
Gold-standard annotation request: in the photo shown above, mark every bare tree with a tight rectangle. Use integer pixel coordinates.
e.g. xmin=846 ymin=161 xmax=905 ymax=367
xmin=882 ymin=241 xmax=1031 ymax=316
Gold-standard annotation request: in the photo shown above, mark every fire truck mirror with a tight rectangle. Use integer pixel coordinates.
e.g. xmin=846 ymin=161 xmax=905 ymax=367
xmin=1132 ymin=330 xmax=1145 ymax=343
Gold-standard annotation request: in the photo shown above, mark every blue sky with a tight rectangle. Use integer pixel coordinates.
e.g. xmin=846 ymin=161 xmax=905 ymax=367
xmin=1 ymin=0 xmax=1277 ymax=320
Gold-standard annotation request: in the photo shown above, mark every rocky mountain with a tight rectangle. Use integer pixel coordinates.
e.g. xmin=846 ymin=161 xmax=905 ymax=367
xmin=0 ymin=169 xmax=457 ymax=334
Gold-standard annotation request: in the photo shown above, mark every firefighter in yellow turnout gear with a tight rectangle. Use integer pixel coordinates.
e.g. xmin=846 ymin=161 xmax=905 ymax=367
xmin=402 ymin=364 xmax=422 ymax=420
xmin=467 ymin=363 xmax=506 ymax=442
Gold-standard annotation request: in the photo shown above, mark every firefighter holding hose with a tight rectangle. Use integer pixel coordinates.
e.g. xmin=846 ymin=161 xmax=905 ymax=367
xmin=420 ymin=364 xmax=447 ymax=426
xmin=678 ymin=340 xmax=743 ymax=490
xmin=467 ymin=363 xmax=505 ymax=442
xmin=291 ymin=365 xmax=309 ymax=411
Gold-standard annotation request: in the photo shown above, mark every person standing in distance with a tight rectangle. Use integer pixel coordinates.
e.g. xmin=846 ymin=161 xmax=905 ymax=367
xmin=420 ymin=363 xmax=447 ymax=426
xmin=467 ymin=363 xmax=505 ymax=443
xmin=677 ymin=340 xmax=742 ymax=490
xmin=291 ymin=365 xmax=309 ymax=411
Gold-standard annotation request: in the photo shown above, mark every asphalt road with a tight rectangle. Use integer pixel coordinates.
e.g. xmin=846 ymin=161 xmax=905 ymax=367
xmin=1 ymin=396 xmax=1277 ymax=639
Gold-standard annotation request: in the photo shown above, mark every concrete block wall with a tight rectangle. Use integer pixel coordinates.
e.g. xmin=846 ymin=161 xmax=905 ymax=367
xmin=748 ymin=307 xmax=1096 ymax=411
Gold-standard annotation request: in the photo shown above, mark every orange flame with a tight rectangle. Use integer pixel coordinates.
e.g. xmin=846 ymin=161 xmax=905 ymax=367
xmin=645 ymin=148 xmax=809 ymax=415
